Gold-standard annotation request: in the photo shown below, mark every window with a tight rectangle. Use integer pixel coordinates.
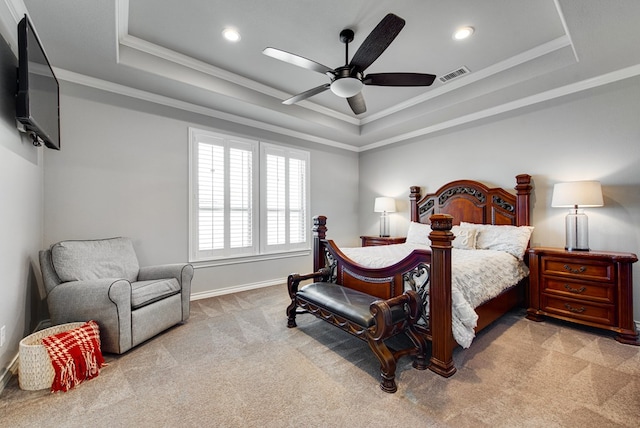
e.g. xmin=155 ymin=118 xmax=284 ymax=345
xmin=189 ymin=128 xmax=310 ymax=262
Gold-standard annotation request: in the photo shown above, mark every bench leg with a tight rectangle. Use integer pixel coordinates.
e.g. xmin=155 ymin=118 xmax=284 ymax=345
xmin=366 ymin=337 xmax=397 ymax=393
xmin=286 ymin=274 xmax=299 ymax=328
xmin=286 ymin=300 xmax=297 ymax=328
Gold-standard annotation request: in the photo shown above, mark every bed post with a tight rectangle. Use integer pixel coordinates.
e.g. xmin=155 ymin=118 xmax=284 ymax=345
xmin=428 ymin=213 xmax=456 ymax=377
xmin=410 ymin=186 xmax=421 ymax=222
xmin=515 ymin=174 xmax=532 ymax=226
xmin=313 ymin=215 xmax=327 ymax=272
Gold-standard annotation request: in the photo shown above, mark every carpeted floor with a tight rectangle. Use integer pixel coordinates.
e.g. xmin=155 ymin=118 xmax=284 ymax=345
xmin=1 ymin=284 xmax=639 ymax=427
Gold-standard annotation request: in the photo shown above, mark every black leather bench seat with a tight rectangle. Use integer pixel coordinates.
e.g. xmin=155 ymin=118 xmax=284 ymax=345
xmin=297 ymin=282 xmax=407 ymax=328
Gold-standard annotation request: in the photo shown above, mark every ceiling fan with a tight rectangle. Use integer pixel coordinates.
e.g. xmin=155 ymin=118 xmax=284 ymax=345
xmin=263 ymin=13 xmax=436 ymax=115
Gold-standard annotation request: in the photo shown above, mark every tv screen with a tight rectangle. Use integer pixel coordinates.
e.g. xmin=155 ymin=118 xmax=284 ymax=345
xmin=16 ymin=15 xmax=60 ymax=150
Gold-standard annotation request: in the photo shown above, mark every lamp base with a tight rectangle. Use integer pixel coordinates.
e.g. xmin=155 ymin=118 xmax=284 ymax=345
xmin=379 ymin=212 xmax=390 ymax=237
xmin=565 ymin=208 xmax=590 ymax=252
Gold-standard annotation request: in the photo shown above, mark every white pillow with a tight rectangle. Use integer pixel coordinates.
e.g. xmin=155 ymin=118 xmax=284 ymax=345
xmin=451 ymin=225 xmax=477 ymax=250
xmin=460 ymin=222 xmax=534 ymax=259
xmin=406 ymin=221 xmax=431 ymax=246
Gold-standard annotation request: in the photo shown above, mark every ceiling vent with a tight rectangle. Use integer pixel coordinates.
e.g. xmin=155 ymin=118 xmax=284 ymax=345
xmin=438 ymin=66 xmax=471 ymax=83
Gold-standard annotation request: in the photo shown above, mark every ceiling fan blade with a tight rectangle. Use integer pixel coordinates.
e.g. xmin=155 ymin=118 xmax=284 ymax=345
xmin=282 ymin=83 xmax=331 ymax=105
xmin=364 ymin=73 xmax=437 ymax=86
xmin=349 ymin=13 xmax=405 ymax=72
xmin=263 ymin=47 xmax=334 ymax=75
xmin=347 ymin=92 xmax=366 ymax=115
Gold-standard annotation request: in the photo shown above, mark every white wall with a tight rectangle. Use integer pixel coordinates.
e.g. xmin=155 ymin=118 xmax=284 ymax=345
xmin=0 ymin=15 xmax=44 ymax=386
xmin=358 ymin=75 xmax=640 ymax=319
xmin=43 ymin=83 xmax=360 ymax=296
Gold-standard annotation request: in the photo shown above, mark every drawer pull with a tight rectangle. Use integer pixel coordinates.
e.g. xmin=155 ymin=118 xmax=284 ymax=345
xmin=564 ymin=303 xmax=586 ymax=314
xmin=563 ymin=264 xmax=586 ymax=274
xmin=564 ymin=284 xmax=587 ymax=294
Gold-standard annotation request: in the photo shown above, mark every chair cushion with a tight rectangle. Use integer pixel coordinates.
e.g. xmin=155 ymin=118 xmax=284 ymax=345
xmin=131 ymin=278 xmax=181 ymax=310
xmin=50 ymin=238 xmax=139 ymax=283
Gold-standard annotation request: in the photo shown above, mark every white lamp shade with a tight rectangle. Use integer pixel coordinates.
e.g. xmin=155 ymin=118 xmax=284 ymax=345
xmin=551 ymin=181 xmax=604 ymax=208
xmin=374 ymin=197 xmax=396 ymax=213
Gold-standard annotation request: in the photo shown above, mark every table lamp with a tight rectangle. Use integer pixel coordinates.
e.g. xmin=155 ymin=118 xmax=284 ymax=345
xmin=551 ymin=181 xmax=603 ymax=251
xmin=374 ymin=197 xmax=396 ymax=237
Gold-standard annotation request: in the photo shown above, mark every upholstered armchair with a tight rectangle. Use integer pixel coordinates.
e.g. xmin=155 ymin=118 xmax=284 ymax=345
xmin=39 ymin=237 xmax=193 ymax=354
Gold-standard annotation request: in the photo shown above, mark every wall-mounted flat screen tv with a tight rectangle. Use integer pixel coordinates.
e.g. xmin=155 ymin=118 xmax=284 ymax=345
xmin=16 ymin=15 xmax=60 ymax=150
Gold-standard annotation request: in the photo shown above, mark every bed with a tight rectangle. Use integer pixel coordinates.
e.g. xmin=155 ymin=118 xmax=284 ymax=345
xmin=304 ymin=174 xmax=533 ymax=377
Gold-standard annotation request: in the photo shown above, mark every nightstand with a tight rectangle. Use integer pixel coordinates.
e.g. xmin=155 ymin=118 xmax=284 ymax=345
xmin=526 ymin=247 xmax=639 ymax=345
xmin=360 ymin=236 xmax=406 ymax=247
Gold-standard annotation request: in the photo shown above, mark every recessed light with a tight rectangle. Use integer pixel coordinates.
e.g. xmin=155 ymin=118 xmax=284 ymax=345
xmin=453 ymin=26 xmax=474 ymax=40
xmin=222 ymin=27 xmax=241 ymax=42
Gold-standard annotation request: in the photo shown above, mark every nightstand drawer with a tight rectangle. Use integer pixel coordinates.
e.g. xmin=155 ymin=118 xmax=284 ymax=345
xmin=541 ymin=257 xmax=614 ymax=282
xmin=541 ymin=295 xmax=615 ymax=326
xmin=541 ymin=277 xmax=615 ymax=304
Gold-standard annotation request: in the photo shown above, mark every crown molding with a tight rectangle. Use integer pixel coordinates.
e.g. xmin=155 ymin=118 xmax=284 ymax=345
xmin=56 ymin=61 xmax=640 ymax=154
xmin=54 ymin=68 xmax=359 ymax=152
xmin=360 ymin=63 xmax=640 ymax=151
xmin=361 ymin=35 xmax=573 ymax=125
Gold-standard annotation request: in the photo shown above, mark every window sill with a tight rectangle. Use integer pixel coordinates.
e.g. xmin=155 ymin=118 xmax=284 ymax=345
xmin=190 ymin=249 xmax=311 ymax=268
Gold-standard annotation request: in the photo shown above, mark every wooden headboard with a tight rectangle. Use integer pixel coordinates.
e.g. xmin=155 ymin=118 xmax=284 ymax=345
xmin=410 ymin=174 xmax=532 ymax=227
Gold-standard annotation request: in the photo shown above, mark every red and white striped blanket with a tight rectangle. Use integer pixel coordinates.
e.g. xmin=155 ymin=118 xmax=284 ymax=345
xmin=42 ymin=320 xmax=105 ymax=392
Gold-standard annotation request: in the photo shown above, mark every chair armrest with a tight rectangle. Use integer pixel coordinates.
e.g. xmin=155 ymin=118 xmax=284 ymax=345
xmin=47 ymin=278 xmax=134 ymax=354
xmin=138 ymin=263 xmax=194 ymax=323
xmin=48 ymin=278 xmax=132 ymax=314
xmin=138 ymin=263 xmax=194 ymax=285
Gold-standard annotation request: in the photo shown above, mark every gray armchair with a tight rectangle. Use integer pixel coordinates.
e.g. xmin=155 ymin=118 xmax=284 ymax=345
xmin=39 ymin=237 xmax=193 ymax=354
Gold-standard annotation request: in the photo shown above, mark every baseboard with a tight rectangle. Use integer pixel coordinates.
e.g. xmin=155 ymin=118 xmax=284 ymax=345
xmin=190 ymin=278 xmax=284 ymax=301
xmin=0 ymin=353 xmax=19 ymax=396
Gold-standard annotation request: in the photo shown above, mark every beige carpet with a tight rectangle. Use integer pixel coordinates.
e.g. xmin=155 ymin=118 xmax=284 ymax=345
xmin=2 ymin=284 xmax=639 ymax=427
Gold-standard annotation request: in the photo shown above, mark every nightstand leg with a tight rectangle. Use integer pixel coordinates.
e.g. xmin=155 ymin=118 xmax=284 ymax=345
xmin=615 ymin=331 xmax=640 ymax=346
xmin=525 ymin=309 xmax=544 ymax=322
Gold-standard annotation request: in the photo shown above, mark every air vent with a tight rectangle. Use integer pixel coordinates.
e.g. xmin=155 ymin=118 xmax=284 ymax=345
xmin=438 ymin=66 xmax=471 ymax=83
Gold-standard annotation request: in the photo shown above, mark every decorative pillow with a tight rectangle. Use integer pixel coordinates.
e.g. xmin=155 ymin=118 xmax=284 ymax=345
xmin=460 ymin=222 xmax=534 ymax=259
xmin=451 ymin=225 xmax=477 ymax=250
xmin=405 ymin=221 xmax=431 ymax=246
xmin=42 ymin=320 xmax=105 ymax=392
xmin=51 ymin=237 xmax=139 ymax=283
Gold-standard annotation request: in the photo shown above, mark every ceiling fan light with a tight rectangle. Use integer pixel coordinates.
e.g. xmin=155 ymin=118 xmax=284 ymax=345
xmin=330 ymin=77 xmax=363 ymax=98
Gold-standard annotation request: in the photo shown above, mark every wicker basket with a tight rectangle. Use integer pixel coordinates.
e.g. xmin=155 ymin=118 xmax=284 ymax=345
xmin=18 ymin=322 xmax=85 ymax=391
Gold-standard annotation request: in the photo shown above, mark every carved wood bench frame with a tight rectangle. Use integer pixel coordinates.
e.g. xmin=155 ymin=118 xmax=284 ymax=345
xmin=286 ymin=268 xmax=428 ymax=393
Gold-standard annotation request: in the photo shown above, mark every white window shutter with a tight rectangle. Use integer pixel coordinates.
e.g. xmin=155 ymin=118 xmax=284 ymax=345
xmin=261 ymin=143 xmax=310 ymax=253
xmin=190 ymin=128 xmax=309 ymax=262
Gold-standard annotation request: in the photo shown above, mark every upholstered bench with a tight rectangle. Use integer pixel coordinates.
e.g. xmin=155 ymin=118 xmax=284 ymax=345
xmin=286 ymin=271 xmax=428 ymax=393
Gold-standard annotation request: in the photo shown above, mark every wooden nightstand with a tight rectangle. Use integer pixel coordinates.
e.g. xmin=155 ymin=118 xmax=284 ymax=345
xmin=360 ymin=236 xmax=406 ymax=247
xmin=526 ymin=247 xmax=639 ymax=345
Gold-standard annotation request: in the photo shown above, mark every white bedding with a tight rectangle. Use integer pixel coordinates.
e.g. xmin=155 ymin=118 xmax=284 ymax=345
xmin=340 ymin=243 xmax=529 ymax=348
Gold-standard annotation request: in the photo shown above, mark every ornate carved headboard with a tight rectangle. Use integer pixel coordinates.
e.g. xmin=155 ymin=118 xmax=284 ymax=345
xmin=410 ymin=174 xmax=532 ymax=227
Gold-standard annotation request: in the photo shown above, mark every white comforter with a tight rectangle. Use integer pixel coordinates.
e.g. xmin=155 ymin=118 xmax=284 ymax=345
xmin=340 ymin=243 xmax=529 ymax=348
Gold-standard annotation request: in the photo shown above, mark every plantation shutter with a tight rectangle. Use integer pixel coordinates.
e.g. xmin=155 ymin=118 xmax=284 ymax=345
xmin=261 ymin=143 xmax=309 ymax=253
xmin=192 ymin=130 xmax=257 ymax=259
xmin=190 ymin=128 xmax=309 ymax=262
xmin=288 ymin=156 xmax=307 ymax=244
